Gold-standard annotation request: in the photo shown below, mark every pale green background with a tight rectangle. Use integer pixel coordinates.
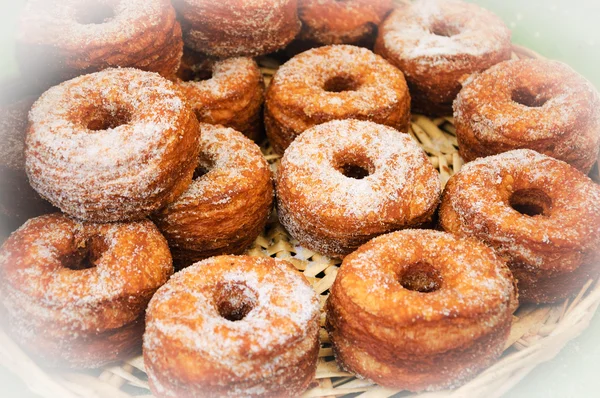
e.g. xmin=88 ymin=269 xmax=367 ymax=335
xmin=1 ymin=0 xmax=599 ymax=397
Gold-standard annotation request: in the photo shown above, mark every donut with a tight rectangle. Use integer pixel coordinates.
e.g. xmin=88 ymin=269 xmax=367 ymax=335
xmin=175 ymin=50 xmax=265 ymax=142
xmin=0 ymin=90 xmax=56 ymax=235
xmin=277 ymin=119 xmax=441 ymax=258
xmin=326 ymin=229 xmax=517 ymax=391
xmin=440 ymin=149 xmax=600 ymax=303
xmin=152 ymin=124 xmax=273 ymax=269
xmin=172 ymin=0 xmax=301 ymax=58
xmin=0 ymin=213 xmax=173 ymax=368
xmin=265 ymin=45 xmax=411 ymax=154
xmin=374 ymin=0 xmax=512 ymax=116
xmin=25 ymin=68 xmax=201 ymax=223
xmin=16 ymin=0 xmax=183 ymax=88
xmin=297 ymin=0 xmax=393 ymax=46
xmin=143 ymin=255 xmax=320 ymax=397
xmin=454 ymin=59 xmax=600 ymax=173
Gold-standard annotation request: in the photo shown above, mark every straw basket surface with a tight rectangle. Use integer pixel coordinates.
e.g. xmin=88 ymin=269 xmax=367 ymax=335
xmin=2 ymin=3 xmax=600 ymax=398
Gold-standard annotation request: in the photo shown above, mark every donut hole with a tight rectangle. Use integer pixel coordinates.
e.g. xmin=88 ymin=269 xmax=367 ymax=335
xmin=399 ymin=262 xmax=443 ymax=293
xmin=324 ymin=75 xmax=362 ymax=93
xmin=179 ymin=67 xmax=213 ymax=83
xmin=193 ymin=157 xmax=215 ymax=180
xmin=62 ymin=235 xmax=108 ymax=271
xmin=509 ymin=188 xmax=553 ymax=217
xmin=430 ymin=21 xmax=462 ymax=38
xmin=333 ymin=152 xmax=375 ymax=180
xmin=511 ymin=87 xmax=550 ymax=108
xmin=75 ymin=2 xmax=115 ymax=25
xmin=86 ymin=106 xmax=132 ymax=131
xmin=214 ymin=282 xmax=258 ymax=322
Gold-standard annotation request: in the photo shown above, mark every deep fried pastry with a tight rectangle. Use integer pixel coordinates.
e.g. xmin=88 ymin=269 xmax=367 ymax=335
xmin=326 ymin=229 xmax=517 ymax=391
xmin=152 ymin=125 xmax=273 ymax=269
xmin=143 ymin=255 xmax=320 ymax=397
xmin=265 ymin=45 xmax=411 ymax=154
xmin=454 ymin=59 xmax=600 ymax=173
xmin=440 ymin=149 xmax=600 ymax=303
xmin=375 ymin=0 xmax=511 ymax=115
xmin=25 ymin=68 xmax=200 ymax=222
xmin=277 ymin=119 xmax=441 ymax=257
xmin=0 ymin=213 xmax=173 ymax=368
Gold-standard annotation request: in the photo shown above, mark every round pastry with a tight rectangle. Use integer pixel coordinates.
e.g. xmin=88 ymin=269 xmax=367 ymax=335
xmin=277 ymin=119 xmax=441 ymax=258
xmin=0 ymin=89 xmax=56 ymax=235
xmin=374 ymin=0 xmax=512 ymax=116
xmin=175 ymin=50 xmax=265 ymax=141
xmin=454 ymin=59 xmax=600 ymax=173
xmin=25 ymin=68 xmax=201 ymax=223
xmin=440 ymin=149 xmax=600 ymax=303
xmin=152 ymin=124 xmax=273 ymax=269
xmin=16 ymin=0 xmax=183 ymax=88
xmin=143 ymin=255 xmax=320 ymax=397
xmin=172 ymin=0 xmax=301 ymax=58
xmin=0 ymin=213 xmax=173 ymax=368
xmin=297 ymin=0 xmax=393 ymax=46
xmin=326 ymin=229 xmax=517 ymax=391
xmin=265 ymin=45 xmax=411 ymax=154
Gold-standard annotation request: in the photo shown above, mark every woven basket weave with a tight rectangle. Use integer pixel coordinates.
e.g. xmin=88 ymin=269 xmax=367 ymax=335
xmin=2 ymin=4 xmax=600 ymax=397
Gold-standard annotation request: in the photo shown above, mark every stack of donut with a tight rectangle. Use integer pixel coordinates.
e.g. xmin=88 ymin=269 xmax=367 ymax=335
xmin=2 ymin=0 xmax=600 ymax=396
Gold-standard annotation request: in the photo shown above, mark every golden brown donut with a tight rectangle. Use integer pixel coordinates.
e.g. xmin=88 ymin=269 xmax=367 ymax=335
xmin=172 ymin=0 xmax=301 ymax=57
xmin=297 ymin=0 xmax=393 ymax=46
xmin=25 ymin=68 xmax=200 ymax=222
xmin=143 ymin=255 xmax=320 ymax=397
xmin=375 ymin=0 xmax=512 ymax=116
xmin=0 ymin=91 xmax=56 ymax=234
xmin=152 ymin=124 xmax=273 ymax=269
xmin=277 ymin=119 xmax=441 ymax=257
xmin=0 ymin=213 xmax=173 ymax=368
xmin=16 ymin=0 xmax=183 ymax=88
xmin=265 ymin=45 xmax=411 ymax=154
xmin=175 ymin=50 xmax=265 ymax=142
xmin=440 ymin=149 xmax=600 ymax=303
xmin=454 ymin=59 xmax=600 ymax=173
xmin=326 ymin=229 xmax=517 ymax=391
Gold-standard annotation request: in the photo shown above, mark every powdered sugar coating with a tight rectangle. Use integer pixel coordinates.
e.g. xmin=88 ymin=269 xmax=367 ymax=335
xmin=440 ymin=149 xmax=600 ymax=301
xmin=143 ymin=255 xmax=320 ymax=396
xmin=152 ymin=124 xmax=273 ymax=266
xmin=277 ymin=119 xmax=441 ymax=257
xmin=453 ymin=59 xmax=600 ymax=172
xmin=326 ymin=229 xmax=517 ymax=390
xmin=173 ymin=0 xmax=300 ymax=57
xmin=17 ymin=0 xmax=183 ymax=82
xmin=374 ymin=0 xmax=511 ymax=115
xmin=297 ymin=0 xmax=393 ymax=45
xmin=176 ymin=56 xmax=265 ymax=140
xmin=265 ymin=45 xmax=411 ymax=153
xmin=0 ymin=213 xmax=173 ymax=367
xmin=25 ymin=68 xmax=200 ymax=222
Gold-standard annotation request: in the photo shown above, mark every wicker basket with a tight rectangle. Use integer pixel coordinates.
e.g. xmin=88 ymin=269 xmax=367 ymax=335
xmin=2 ymin=4 xmax=600 ymax=397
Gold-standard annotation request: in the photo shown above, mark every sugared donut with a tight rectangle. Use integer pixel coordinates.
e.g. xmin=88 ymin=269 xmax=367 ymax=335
xmin=297 ymin=0 xmax=393 ymax=46
xmin=454 ymin=59 xmax=600 ymax=173
xmin=175 ymin=50 xmax=265 ymax=141
xmin=0 ymin=213 xmax=173 ymax=368
xmin=277 ymin=119 xmax=441 ymax=258
xmin=0 ymin=92 xmax=56 ymax=234
xmin=265 ymin=45 xmax=411 ymax=154
xmin=326 ymin=229 xmax=517 ymax=391
xmin=143 ymin=255 xmax=320 ymax=397
xmin=25 ymin=68 xmax=200 ymax=222
xmin=375 ymin=0 xmax=512 ymax=115
xmin=17 ymin=0 xmax=183 ymax=87
xmin=152 ymin=124 xmax=273 ymax=269
xmin=440 ymin=149 xmax=600 ymax=303
xmin=172 ymin=0 xmax=301 ymax=58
